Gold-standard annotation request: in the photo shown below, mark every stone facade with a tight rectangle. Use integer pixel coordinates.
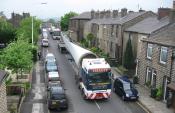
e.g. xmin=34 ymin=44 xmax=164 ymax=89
xmin=0 ymin=81 xmax=8 ymax=113
xmin=69 ymin=12 xmax=91 ymax=42
xmin=86 ymin=10 xmax=155 ymax=63
xmin=0 ymin=71 xmax=8 ymax=113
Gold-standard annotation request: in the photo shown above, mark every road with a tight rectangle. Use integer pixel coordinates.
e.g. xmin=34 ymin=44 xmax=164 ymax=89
xmin=21 ymin=30 xmax=148 ymax=113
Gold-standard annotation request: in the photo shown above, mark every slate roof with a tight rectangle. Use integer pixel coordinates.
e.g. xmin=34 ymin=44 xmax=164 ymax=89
xmin=0 ymin=70 xmax=7 ymax=85
xmin=70 ymin=12 xmax=91 ymax=20
xmin=88 ymin=11 xmax=151 ymax=25
xmin=142 ymin=23 xmax=175 ymax=47
xmin=125 ymin=16 xmax=170 ymax=34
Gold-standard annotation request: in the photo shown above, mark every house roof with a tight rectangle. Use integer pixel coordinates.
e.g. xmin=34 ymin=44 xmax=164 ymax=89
xmin=142 ymin=23 xmax=175 ymax=47
xmin=0 ymin=70 xmax=8 ymax=85
xmin=125 ymin=16 xmax=170 ymax=34
xmin=70 ymin=12 xmax=91 ymax=20
xmin=88 ymin=11 xmax=152 ymax=25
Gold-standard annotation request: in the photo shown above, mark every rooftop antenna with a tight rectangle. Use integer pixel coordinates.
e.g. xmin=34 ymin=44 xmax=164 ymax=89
xmin=137 ymin=4 xmax=140 ymax=11
xmin=160 ymin=0 xmax=163 ymax=7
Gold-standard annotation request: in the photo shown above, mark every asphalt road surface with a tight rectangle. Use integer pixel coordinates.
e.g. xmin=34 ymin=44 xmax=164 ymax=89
xmin=39 ymin=31 xmax=148 ymax=113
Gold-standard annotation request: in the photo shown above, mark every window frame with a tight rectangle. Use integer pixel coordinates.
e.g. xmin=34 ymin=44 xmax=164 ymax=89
xmin=160 ymin=46 xmax=168 ymax=64
xmin=147 ymin=43 xmax=153 ymax=59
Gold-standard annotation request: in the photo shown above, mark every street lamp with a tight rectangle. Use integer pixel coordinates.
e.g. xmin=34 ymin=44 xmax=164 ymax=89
xmin=32 ymin=16 xmax=34 ymax=47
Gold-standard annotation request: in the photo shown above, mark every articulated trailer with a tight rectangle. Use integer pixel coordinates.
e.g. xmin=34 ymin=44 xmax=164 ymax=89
xmin=62 ymin=33 xmax=112 ymax=100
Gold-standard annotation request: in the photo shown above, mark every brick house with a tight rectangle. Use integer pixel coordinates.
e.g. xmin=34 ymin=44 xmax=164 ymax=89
xmin=69 ymin=12 xmax=92 ymax=42
xmin=0 ymin=70 xmax=8 ymax=113
xmin=137 ymin=23 xmax=175 ymax=101
xmin=123 ymin=8 xmax=171 ymax=63
xmin=84 ymin=9 xmax=155 ymax=63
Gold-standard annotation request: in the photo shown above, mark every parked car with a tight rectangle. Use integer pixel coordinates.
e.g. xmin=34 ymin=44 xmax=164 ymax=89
xmin=45 ymin=53 xmax=56 ymax=62
xmin=113 ymin=76 xmax=139 ymax=101
xmin=47 ymin=81 xmax=62 ymax=91
xmin=42 ymin=38 xmax=49 ymax=47
xmin=48 ymin=71 xmax=60 ymax=82
xmin=45 ymin=61 xmax=58 ymax=73
xmin=47 ymin=86 xmax=68 ymax=110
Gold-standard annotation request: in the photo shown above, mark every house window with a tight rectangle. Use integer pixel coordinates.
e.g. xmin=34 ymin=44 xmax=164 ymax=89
xmin=111 ymin=25 xmax=114 ymax=37
xmin=160 ymin=46 xmax=168 ymax=64
xmin=147 ymin=43 xmax=153 ymax=59
xmin=110 ymin=42 xmax=113 ymax=52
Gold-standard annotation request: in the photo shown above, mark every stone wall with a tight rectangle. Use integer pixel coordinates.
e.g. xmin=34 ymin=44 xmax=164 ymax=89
xmin=137 ymin=41 xmax=174 ymax=88
xmin=0 ymin=80 xmax=8 ymax=113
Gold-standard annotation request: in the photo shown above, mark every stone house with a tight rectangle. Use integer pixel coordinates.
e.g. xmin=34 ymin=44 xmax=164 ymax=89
xmin=84 ymin=9 xmax=155 ymax=63
xmin=69 ymin=12 xmax=92 ymax=42
xmin=0 ymin=70 xmax=8 ymax=113
xmin=137 ymin=23 xmax=175 ymax=101
xmin=123 ymin=8 xmax=171 ymax=63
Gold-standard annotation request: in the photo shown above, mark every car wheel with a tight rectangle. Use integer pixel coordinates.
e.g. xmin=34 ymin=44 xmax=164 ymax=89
xmin=122 ymin=95 xmax=125 ymax=101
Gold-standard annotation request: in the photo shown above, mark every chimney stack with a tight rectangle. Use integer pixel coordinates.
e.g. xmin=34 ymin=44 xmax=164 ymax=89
xmin=100 ymin=10 xmax=105 ymax=18
xmin=91 ymin=10 xmax=95 ymax=19
xmin=105 ymin=10 xmax=111 ymax=18
xmin=112 ymin=10 xmax=118 ymax=18
xmin=157 ymin=8 xmax=170 ymax=20
xmin=121 ymin=8 xmax=127 ymax=17
xmin=95 ymin=11 xmax=100 ymax=19
xmin=169 ymin=9 xmax=175 ymax=23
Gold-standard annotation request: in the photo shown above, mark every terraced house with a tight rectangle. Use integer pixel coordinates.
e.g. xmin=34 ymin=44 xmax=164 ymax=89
xmin=123 ymin=7 xmax=172 ymax=66
xmin=84 ymin=9 xmax=155 ymax=63
xmin=137 ymin=21 xmax=175 ymax=102
xmin=69 ymin=12 xmax=92 ymax=42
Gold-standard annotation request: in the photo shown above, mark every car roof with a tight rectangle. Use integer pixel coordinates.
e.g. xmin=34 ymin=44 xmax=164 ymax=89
xmin=42 ymin=38 xmax=48 ymax=41
xmin=46 ymin=53 xmax=54 ymax=57
xmin=51 ymin=86 xmax=64 ymax=94
xmin=48 ymin=71 xmax=59 ymax=77
xmin=117 ymin=76 xmax=131 ymax=84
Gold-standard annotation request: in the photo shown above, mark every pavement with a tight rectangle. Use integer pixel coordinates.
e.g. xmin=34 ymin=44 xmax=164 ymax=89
xmin=111 ymin=67 xmax=174 ymax=113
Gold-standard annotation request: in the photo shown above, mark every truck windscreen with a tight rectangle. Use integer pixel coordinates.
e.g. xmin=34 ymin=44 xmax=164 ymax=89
xmin=88 ymin=72 xmax=111 ymax=83
xmin=53 ymin=31 xmax=60 ymax=36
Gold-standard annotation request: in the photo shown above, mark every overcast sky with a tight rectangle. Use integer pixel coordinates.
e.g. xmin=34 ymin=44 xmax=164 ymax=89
xmin=0 ymin=0 xmax=173 ymax=19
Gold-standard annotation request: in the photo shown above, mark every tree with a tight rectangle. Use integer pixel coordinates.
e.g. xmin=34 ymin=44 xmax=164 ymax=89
xmin=60 ymin=12 xmax=78 ymax=31
xmin=123 ymin=38 xmax=135 ymax=69
xmin=2 ymin=38 xmax=33 ymax=80
xmin=86 ymin=33 xmax=95 ymax=47
xmin=0 ymin=18 xmax=16 ymax=44
xmin=16 ymin=17 xmax=41 ymax=45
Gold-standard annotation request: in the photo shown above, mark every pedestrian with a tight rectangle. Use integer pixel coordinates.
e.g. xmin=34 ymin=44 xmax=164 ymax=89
xmin=38 ymin=51 xmax=41 ymax=60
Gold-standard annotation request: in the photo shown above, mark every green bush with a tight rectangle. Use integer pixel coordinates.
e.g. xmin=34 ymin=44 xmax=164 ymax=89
xmin=133 ymin=76 xmax=139 ymax=84
xmin=156 ymin=86 xmax=163 ymax=100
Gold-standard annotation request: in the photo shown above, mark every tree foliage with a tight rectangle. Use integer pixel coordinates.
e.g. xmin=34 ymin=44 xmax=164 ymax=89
xmin=2 ymin=38 xmax=33 ymax=78
xmin=86 ymin=33 xmax=95 ymax=47
xmin=0 ymin=18 xmax=16 ymax=44
xmin=123 ymin=38 xmax=135 ymax=69
xmin=60 ymin=12 xmax=78 ymax=31
xmin=16 ymin=17 xmax=41 ymax=45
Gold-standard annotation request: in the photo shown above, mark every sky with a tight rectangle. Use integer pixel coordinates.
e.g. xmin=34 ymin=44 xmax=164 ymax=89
xmin=0 ymin=0 xmax=173 ymax=19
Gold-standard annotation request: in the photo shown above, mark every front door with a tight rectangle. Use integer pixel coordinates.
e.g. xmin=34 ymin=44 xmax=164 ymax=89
xmin=163 ymin=76 xmax=170 ymax=101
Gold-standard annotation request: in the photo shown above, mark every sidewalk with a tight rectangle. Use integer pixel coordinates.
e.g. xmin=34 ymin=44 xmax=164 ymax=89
xmin=111 ymin=67 xmax=174 ymax=113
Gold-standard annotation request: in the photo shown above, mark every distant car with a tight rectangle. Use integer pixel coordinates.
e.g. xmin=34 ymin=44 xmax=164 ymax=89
xmin=47 ymin=86 xmax=68 ymax=110
xmin=45 ymin=53 xmax=56 ymax=62
xmin=48 ymin=71 xmax=60 ymax=82
xmin=113 ymin=76 xmax=139 ymax=101
xmin=42 ymin=38 xmax=49 ymax=47
xmin=45 ymin=61 xmax=58 ymax=73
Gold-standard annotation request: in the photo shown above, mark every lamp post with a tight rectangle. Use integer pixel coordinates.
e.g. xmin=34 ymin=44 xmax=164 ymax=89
xmin=32 ymin=16 xmax=34 ymax=47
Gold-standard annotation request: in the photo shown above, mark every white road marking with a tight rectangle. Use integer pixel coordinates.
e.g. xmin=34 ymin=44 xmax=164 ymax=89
xmin=32 ymin=103 xmax=44 ymax=113
xmin=136 ymin=101 xmax=150 ymax=113
xmin=95 ymin=101 xmax=101 ymax=110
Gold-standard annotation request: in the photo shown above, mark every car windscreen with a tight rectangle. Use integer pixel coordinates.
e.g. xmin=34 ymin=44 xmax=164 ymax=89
xmin=123 ymin=83 xmax=131 ymax=90
xmin=51 ymin=94 xmax=65 ymax=100
xmin=47 ymin=61 xmax=56 ymax=66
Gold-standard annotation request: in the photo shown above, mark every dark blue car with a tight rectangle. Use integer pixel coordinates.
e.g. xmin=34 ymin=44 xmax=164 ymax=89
xmin=113 ymin=76 xmax=139 ymax=101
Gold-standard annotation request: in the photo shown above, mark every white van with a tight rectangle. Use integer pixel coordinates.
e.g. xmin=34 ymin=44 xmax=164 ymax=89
xmin=42 ymin=38 xmax=49 ymax=47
